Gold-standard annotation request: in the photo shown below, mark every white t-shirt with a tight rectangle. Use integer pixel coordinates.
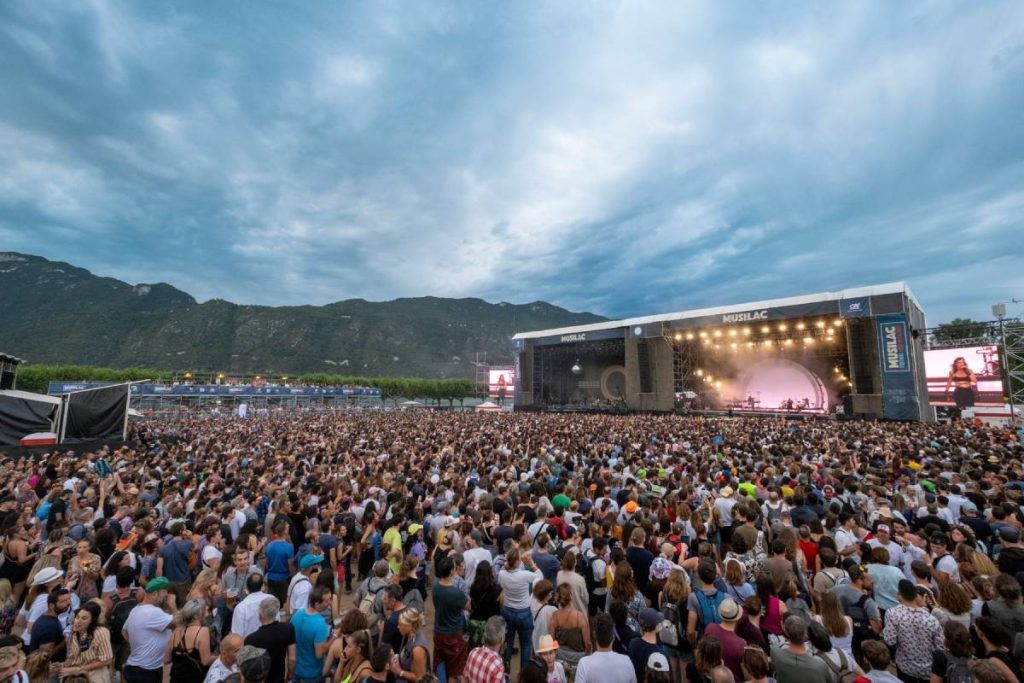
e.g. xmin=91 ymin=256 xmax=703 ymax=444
xmin=463 ymin=547 xmax=492 ymax=588
xmin=835 ymin=528 xmax=859 ymax=561
xmin=288 ymin=574 xmax=313 ymax=613
xmin=202 ymin=544 xmax=223 ymax=569
xmin=575 ymin=651 xmax=637 ymax=683
xmin=498 ymin=568 xmax=536 ymax=610
xmin=124 ymin=604 xmax=173 ymax=670
xmin=867 ymin=539 xmax=904 ymax=567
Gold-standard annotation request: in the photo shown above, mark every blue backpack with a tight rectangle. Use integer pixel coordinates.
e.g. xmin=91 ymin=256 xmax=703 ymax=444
xmin=694 ymin=589 xmax=724 ymax=634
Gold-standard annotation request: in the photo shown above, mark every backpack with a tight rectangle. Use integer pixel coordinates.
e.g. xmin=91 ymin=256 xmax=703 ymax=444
xmin=945 ymin=655 xmax=974 ymax=683
xmin=694 ymin=589 xmax=724 ymax=634
xmin=403 ymin=588 xmax=425 ymax=614
xmin=764 ymin=502 xmax=784 ymax=524
xmin=580 ymin=553 xmax=597 ymax=597
xmin=359 ymin=582 xmax=384 ymax=617
xmin=339 ymin=513 xmax=357 ymax=542
xmin=109 ymin=595 xmax=138 ymax=645
xmin=659 ymin=599 xmax=682 ymax=648
xmin=814 ymin=649 xmax=857 ymax=683
xmin=836 ymin=494 xmax=857 ymax=515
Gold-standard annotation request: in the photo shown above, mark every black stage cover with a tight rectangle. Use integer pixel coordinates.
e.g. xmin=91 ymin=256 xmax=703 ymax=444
xmin=62 ymin=384 xmax=129 ymax=443
xmin=0 ymin=391 xmax=60 ymax=446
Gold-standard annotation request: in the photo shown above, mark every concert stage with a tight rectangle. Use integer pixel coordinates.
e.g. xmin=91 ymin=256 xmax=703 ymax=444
xmin=512 ymin=283 xmax=931 ymax=421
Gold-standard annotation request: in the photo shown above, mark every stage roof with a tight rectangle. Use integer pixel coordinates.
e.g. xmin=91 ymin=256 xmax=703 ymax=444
xmin=513 ymin=281 xmax=921 ymax=340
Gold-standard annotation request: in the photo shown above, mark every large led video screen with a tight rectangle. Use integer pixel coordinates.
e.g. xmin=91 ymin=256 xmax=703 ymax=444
xmin=488 ymin=367 xmax=515 ymax=399
xmin=924 ymin=345 xmax=1004 ymax=408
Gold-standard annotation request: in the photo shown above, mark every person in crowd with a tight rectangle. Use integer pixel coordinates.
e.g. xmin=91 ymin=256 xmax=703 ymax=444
xmin=231 ymin=574 xmax=272 ymax=639
xmin=243 ymin=597 xmax=294 ymax=683
xmin=534 ymin=634 xmax=568 ymax=683
xmin=499 ymin=547 xmax=536 ymax=669
xmin=393 ymin=609 xmax=430 ymax=683
xmin=860 ymin=639 xmax=900 ymax=683
xmin=769 ymin=614 xmax=835 ymax=682
xmin=432 ymin=556 xmax=469 ymax=683
xmin=547 ymin=583 xmax=591 ymax=671
xmin=806 ymin=621 xmax=861 ymax=680
xmin=123 ymin=578 xmax=174 ymax=683
xmin=881 ymin=580 xmax=944 ymax=683
xmin=290 ymin=586 xmax=336 ymax=683
xmin=200 ymin=635 xmax=238 ymax=682
xmin=575 ymin=613 xmax=637 ymax=683
xmin=463 ymin=616 xmax=506 ymax=683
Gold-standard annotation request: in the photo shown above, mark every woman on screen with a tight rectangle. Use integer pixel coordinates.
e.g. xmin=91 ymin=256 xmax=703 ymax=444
xmin=944 ymin=356 xmax=977 ymax=409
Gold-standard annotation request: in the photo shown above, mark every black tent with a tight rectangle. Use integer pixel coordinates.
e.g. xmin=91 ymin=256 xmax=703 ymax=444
xmin=0 ymin=390 xmax=61 ymax=446
xmin=60 ymin=383 xmax=130 ymax=443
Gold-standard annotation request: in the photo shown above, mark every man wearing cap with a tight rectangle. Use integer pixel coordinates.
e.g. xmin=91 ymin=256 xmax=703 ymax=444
xmin=867 ymin=524 xmax=904 ymax=568
xmin=123 ymin=577 xmax=174 ymax=683
xmin=703 ymin=598 xmax=746 ymax=681
xmin=627 ymin=607 xmax=665 ymax=682
xmin=713 ymin=486 xmax=737 ymax=547
xmin=236 ymin=645 xmax=272 ymax=683
xmin=287 ymin=554 xmax=321 ymax=615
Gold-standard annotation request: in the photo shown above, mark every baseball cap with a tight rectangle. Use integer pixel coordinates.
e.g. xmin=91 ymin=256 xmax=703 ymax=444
xmin=999 ymin=527 xmax=1020 ymax=543
xmin=237 ymin=646 xmax=271 ymax=681
xmin=638 ymin=607 xmax=663 ymax=631
xmin=647 ymin=653 xmax=670 ymax=672
xmin=145 ymin=577 xmax=169 ymax=593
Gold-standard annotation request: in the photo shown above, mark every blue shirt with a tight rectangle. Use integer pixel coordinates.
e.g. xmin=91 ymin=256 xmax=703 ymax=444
xmin=290 ymin=609 xmax=329 ymax=678
xmin=266 ymin=539 xmax=295 ymax=581
xmin=158 ymin=538 xmax=194 ymax=583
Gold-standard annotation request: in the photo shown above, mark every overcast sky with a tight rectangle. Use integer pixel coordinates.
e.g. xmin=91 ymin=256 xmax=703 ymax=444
xmin=1 ymin=1 xmax=1022 ymax=324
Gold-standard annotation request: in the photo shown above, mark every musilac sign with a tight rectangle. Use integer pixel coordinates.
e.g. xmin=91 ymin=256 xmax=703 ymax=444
xmin=875 ymin=313 xmax=919 ymax=420
xmin=560 ymin=333 xmax=587 ymax=343
xmin=721 ymin=310 xmax=768 ymax=324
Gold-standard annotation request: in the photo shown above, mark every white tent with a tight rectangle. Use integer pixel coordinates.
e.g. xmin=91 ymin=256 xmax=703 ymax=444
xmin=475 ymin=401 xmax=502 ymax=412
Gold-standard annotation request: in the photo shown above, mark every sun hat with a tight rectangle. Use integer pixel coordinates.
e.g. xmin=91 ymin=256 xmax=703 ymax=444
xmin=536 ymin=634 xmax=559 ymax=653
xmin=649 ymin=557 xmax=672 ymax=581
xmin=145 ymin=576 xmax=170 ymax=593
xmin=32 ymin=567 xmax=64 ymax=586
xmin=718 ymin=597 xmax=741 ymax=622
xmin=647 ymin=653 xmax=670 ymax=672
xmin=407 ymin=523 xmax=423 ymax=536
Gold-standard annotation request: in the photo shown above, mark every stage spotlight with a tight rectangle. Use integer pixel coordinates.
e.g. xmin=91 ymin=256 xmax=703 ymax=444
xmin=760 ymin=325 xmax=770 ymax=333
xmin=699 ymin=331 xmax=708 ymax=339
xmin=816 ymin=320 xmax=826 ymax=329
xmin=796 ymin=322 xmax=805 ymax=330
xmin=703 ymin=339 xmax=711 ymax=346
xmin=571 ymin=362 xmax=582 ymax=375
xmin=713 ymin=330 xmax=722 ymax=338
xmin=686 ymin=332 xmax=694 ymax=340
xmin=826 ymin=328 xmax=835 ymax=336
xmin=728 ymin=329 xmax=737 ymax=337
xmin=730 ymin=342 xmax=738 ymax=350
xmin=674 ymin=332 xmax=682 ymax=341
xmin=778 ymin=323 xmax=787 ymax=332
xmin=714 ymin=381 xmax=721 ymax=388
xmin=695 ymin=369 xmax=703 ymax=376
xmin=763 ymin=339 xmax=773 ymax=347
xmin=743 ymin=327 xmax=752 ymax=336
xmin=784 ymin=339 xmax=794 ymax=346
xmin=834 ymin=367 xmax=840 ymax=373
xmin=803 ymin=336 xmax=813 ymax=345
xmin=834 ymin=319 xmax=843 ymax=327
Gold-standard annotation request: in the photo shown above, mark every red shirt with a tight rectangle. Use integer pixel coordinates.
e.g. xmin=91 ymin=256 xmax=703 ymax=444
xmin=799 ymin=539 xmax=818 ymax=576
xmin=464 ymin=646 xmax=505 ymax=683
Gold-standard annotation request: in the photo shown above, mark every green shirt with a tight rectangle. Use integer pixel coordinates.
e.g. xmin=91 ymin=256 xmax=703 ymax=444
xmin=552 ymin=494 xmax=572 ymax=511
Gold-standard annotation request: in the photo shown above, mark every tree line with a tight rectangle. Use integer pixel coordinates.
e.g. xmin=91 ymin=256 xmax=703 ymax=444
xmin=14 ymin=365 xmax=480 ymax=404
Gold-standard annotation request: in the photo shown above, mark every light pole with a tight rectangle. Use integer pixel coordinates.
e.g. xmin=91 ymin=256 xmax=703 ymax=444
xmin=993 ymin=303 xmax=1016 ymax=422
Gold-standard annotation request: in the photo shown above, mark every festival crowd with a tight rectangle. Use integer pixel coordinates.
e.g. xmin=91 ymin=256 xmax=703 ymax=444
xmin=0 ymin=410 xmax=1023 ymax=683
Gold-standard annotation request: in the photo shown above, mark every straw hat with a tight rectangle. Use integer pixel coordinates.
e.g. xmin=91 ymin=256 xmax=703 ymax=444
xmin=536 ymin=635 xmax=559 ymax=653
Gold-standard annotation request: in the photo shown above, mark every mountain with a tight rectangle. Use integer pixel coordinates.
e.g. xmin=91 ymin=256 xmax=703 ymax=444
xmin=0 ymin=253 xmax=606 ymax=377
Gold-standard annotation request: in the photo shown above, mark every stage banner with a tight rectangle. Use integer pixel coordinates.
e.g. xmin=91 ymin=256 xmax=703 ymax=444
xmin=875 ymin=313 xmax=919 ymax=420
xmin=839 ymin=296 xmax=872 ymax=318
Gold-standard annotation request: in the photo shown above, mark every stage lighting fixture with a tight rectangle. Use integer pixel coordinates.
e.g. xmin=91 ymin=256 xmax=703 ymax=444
xmin=695 ymin=369 xmax=703 ymax=376
xmin=700 ymin=331 xmax=708 ymax=338
xmin=796 ymin=322 xmax=805 ymax=330
xmin=826 ymin=328 xmax=835 ymax=336
xmin=834 ymin=319 xmax=843 ymax=327
xmin=713 ymin=330 xmax=722 ymax=338
xmin=784 ymin=339 xmax=794 ymax=346
xmin=730 ymin=342 xmax=738 ymax=350
xmin=760 ymin=325 xmax=770 ymax=333
xmin=571 ymin=362 xmax=582 ymax=375
xmin=778 ymin=323 xmax=787 ymax=331
xmin=686 ymin=332 xmax=695 ymax=340
xmin=714 ymin=381 xmax=721 ymax=388
xmin=803 ymin=337 xmax=813 ymax=345
xmin=747 ymin=341 xmax=755 ymax=348
xmin=674 ymin=332 xmax=682 ymax=341
xmin=703 ymin=339 xmax=711 ymax=346
xmin=728 ymin=329 xmax=737 ymax=337
xmin=743 ymin=327 xmax=751 ymax=335
xmin=763 ymin=339 xmax=773 ymax=347
xmin=816 ymin=320 xmax=826 ymax=329
xmin=834 ymin=367 xmax=840 ymax=373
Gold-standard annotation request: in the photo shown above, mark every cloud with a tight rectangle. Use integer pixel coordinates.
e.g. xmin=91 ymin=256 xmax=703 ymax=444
xmin=0 ymin=1 xmax=1022 ymax=324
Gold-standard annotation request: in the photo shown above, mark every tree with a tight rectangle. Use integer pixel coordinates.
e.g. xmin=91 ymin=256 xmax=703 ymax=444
xmin=932 ymin=318 xmax=990 ymax=344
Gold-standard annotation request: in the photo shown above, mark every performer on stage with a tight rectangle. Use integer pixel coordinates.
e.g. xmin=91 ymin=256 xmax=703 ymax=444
xmin=944 ymin=356 xmax=977 ymax=409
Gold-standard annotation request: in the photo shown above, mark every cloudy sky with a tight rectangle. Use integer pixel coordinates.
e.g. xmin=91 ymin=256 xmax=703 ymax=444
xmin=1 ymin=1 xmax=1022 ymax=324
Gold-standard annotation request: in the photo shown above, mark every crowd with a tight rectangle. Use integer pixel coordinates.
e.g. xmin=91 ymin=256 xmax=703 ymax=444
xmin=0 ymin=410 xmax=1023 ymax=683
